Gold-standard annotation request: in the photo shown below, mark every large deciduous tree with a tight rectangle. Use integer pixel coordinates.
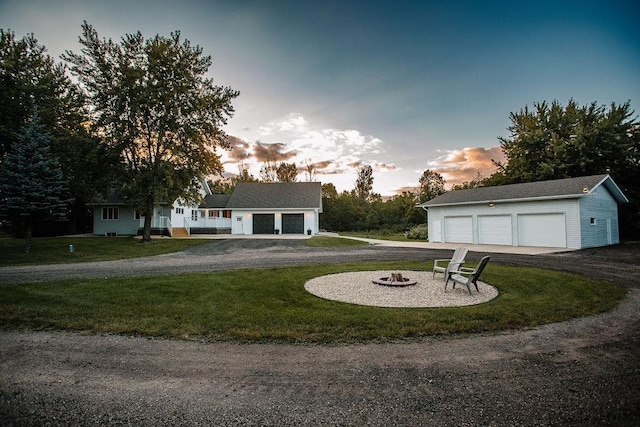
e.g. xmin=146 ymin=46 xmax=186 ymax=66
xmin=276 ymin=162 xmax=298 ymax=182
xmin=495 ymin=100 xmax=639 ymax=182
xmin=353 ymin=164 xmax=374 ymax=201
xmin=0 ymin=114 xmax=71 ymax=252
xmin=63 ymin=22 xmax=239 ymax=241
xmin=492 ymin=99 xmax=640 ymax=238
xmin=418 ymin=169 xmax=446 ymax=203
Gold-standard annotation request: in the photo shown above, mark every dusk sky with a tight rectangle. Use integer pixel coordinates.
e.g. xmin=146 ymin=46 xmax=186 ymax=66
xmin=2 ymin=0 xmax=639 ymax=195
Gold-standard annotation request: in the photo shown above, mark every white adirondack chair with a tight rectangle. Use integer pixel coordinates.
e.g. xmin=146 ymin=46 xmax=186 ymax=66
xmin=446 ymin=255 xmax=491 ymax=296
xmin=432 ymin=247 xmax=468 ymax=280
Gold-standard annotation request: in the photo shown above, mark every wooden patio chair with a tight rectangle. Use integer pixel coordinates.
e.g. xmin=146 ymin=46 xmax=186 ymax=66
xmin=446 ymin=255 xmax=491 ymax=296
xmin=432 ymin=247 xmax=468 ymax=280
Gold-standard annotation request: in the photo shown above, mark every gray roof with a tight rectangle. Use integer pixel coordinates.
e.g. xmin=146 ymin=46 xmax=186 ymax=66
xmin=200 ymin=194 xmax=231 ymax=209
xmin=419 ymin=174 xmax=628 ymax=207
xmin=225 ymin=182 xmax=323 ymax=210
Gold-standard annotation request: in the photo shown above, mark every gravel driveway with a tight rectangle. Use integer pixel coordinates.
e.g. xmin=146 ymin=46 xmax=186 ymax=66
xmin=1 ymin=240 xmax=639 ymax=426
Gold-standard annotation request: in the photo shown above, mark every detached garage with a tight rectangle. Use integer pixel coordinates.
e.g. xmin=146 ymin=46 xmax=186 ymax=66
xmin=444 ymin=217 xmax=473 ymax=243
xmin=517 ymin=213 xmax=566 ymax=248
xmin=478 ymin=215 xmax=512 ymax=245
xmin=227 ymin=182 xmax=323 ymax=236
xmin=419 ymin=175 xmax=628 ymax=249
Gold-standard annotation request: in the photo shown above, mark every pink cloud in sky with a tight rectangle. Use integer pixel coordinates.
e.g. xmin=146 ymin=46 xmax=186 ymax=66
xmin=427 ymin=146 xmax=506 ymax=187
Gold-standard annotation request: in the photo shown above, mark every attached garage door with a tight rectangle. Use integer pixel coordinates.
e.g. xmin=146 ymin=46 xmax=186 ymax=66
xmin=444 ymin=216 xmax=473 ymax=243
xmin=252 ymin=214 xmax=275 ymax=234
xmin=282 ymin=214 xmax=304 ymax=234
xmin=478 ymin=215 xmax=512 ymax=245
xmin=518 ymin=213 xmax=567 ymax=248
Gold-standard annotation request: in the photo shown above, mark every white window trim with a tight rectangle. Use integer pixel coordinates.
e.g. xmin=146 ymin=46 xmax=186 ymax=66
xmin=102 ymin=207 xmax=119 ymax=220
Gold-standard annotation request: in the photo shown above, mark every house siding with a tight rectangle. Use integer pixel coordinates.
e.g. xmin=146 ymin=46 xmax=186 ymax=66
xmin=579 ymin=188 xmax=620 ymax=248
xmin=92 ymin=182 xmax=322 ymax=237
xmin=428 ymin=198 xmax=582 ymax=248
xmin=93 ymin=206 xmax=139 ymax=236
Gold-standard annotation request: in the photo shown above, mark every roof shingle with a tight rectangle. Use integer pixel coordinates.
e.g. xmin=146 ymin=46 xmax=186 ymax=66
xmin=226 ymin=182 xmax=322 ymax=210
xmin=420 ymin=174 xmax=627 ymax=207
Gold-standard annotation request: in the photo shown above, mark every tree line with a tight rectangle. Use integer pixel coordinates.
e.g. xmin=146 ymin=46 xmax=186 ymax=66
xmin=1 ymin=25 xmax=638 ymax=253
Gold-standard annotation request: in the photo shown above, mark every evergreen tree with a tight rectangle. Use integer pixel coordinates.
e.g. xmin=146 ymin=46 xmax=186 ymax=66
xmin=1 ymin=29 xmax=112 ymax=234
xmin=0 ymin=114 xmax=71 ymax=252
xmin=0 ymin=29 xmax=83 ymax=158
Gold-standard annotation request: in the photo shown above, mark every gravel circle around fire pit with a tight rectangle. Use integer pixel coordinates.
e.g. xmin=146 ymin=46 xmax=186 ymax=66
xmin=304 ymin=270 xmax=498 ymax=307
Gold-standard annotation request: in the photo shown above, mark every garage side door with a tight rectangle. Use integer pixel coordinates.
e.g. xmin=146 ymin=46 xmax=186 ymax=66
xmin=252 ymin=214 xmax=275 ymax=234
xmin=518 ymin=213 xmax=566 ymax=248
xmin=444 ymin=216 xmax=473 ymax=243
xmin=478 ymin=215 xmax=512 ymax=245
xmin=282 ymin=213 xmax=304 ymax=234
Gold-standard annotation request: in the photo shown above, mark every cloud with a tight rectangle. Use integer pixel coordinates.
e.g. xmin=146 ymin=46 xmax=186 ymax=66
xmin=253 ymin=141 xmax=298 ymax=162
xmin=258 ymin=113 xmax=308 ymax=136
xmin=372 ymin=161 xmax=397 ymax=171
xmin=224 ymin=135 xmax=252 ymax=163
xmin=426 ymin=146 xmax=505 ymax=187
xmin=221 ymin=113 xmax=388 ymax=190
xmin=310 ymin=160 xmax=333 ymax=170
xmin=393 ymin=185 xmax=420 ymax=195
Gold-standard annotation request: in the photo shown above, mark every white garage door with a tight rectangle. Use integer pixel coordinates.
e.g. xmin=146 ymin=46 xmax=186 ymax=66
xmin=445 ymin=216 xmax=473 ymax=243
xmin=478 ymin=215 xmax=512 ymax=245
xmin=518 ymin=213 xmax=567 ymax=248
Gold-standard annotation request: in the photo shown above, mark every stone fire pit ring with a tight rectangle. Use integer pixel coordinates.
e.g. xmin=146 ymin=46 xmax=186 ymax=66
xmin=305 ymin=270 xmax=498 ymax=308
xmin=372 ymin=275 xmax=418 ymax=287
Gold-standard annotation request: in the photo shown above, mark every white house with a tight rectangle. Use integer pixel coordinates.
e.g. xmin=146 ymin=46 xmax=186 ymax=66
xmin=417 ymin=175 xmax=628 ymax=249
xmin=92 ymin=181 xmax=323 ymax=237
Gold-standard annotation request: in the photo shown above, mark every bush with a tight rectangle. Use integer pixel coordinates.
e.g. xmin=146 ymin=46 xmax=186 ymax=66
xmin=406 ymin=224 xmax=427 ymax=240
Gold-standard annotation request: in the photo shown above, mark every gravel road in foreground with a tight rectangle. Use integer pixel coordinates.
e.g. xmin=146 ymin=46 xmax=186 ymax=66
xmin=1 ymin=240 xmax=639 ymax=426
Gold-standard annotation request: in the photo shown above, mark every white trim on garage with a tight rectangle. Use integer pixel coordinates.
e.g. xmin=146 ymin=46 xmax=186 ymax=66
xmin=444 ymin=216 xmax=473 ymax=243
xmin=478 ymin=215 xmax=513 ymax=245
xmin=518 ymin=213 xmax=567 ymax=248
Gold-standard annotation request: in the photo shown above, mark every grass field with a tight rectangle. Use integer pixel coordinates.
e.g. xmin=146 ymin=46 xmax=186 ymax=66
xmin=0 ymin=260 xmax=625 ymax=344
xmin=0 ymin=235 xmax=366 ymax=266
xmin=0 ymin=236 xmax=209 ymax=266
xmin=339 ymin=231 xmax=424 ymax=242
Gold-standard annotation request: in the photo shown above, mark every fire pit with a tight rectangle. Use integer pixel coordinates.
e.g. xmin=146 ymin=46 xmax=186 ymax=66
xmin=372 ymin=272 xmax=418 ymax=287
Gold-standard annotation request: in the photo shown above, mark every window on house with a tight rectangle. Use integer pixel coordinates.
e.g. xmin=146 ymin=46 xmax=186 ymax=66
xmin=191 ymin=211 xmax=198 ymax=221
xmin=135 ymin=211 xmax=142 ymax=220
xmin=590 ymin=218 xmax=597 ymax=225
xmin=102 ymin=207 xmax=119 ymax=220
xmin=223 ymin=210 xmax=231 ymax=218
xmin=209 ymin=210 xmax=218 ymax=218
xmin=175 ymin=207 xmax=184 ymax=215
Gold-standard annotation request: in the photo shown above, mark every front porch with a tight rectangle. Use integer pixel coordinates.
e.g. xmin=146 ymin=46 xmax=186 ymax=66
xmin=138 ymin=216 xmax=233 ymax=237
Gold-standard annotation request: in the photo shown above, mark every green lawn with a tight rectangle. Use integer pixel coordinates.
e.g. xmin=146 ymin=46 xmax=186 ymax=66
xmin=339 ymin=231 xmax=425 ymax=242
xmin=0 ymin=236 xmax=210 ymax=266
xmin=0 ymin=235 xmax=364 ymax=266
xmin=0 ymin=260 xmax=625 ymax=344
